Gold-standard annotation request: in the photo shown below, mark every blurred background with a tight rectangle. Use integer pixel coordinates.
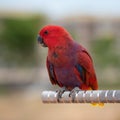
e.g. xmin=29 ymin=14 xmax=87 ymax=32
xmin=0 ymin=0 xmax=120 ymax=120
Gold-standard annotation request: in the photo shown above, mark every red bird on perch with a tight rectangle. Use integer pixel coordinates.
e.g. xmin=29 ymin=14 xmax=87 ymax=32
xmin=38 ymin=25 xmax=98 ymax=98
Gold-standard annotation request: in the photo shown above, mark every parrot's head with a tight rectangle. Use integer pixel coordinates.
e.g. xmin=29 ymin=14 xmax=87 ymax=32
xmin=37 ymin=25 xmax=72 ymax=48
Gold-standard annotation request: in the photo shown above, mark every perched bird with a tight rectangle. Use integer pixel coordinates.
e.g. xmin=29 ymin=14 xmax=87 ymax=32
xmin=38 ymin=25 xmax=99 ymax=100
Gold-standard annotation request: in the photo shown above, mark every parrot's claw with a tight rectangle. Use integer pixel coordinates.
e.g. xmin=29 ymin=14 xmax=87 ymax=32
xmin=56 ymin=87 xmax=67 ymax=99
xmin=69 ymin=87 xmax=81 ymax=97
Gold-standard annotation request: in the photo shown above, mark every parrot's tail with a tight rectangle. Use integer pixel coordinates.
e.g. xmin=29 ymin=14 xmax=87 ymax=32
xmin=91 ymin=103 xmax=104 ymax=107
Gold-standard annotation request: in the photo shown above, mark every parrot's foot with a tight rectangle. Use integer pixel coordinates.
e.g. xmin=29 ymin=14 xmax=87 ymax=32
xmin=56 ymin=87 xmax=67 ymax=99
xmin=69 ymin=87 xmax=81 ymax=97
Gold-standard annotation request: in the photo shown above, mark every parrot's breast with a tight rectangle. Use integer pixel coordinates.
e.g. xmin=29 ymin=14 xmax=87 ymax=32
xmin=48 ymin=43 xmax=82 ymax=89
xmin=55 ymin=66 xmax=81 ymax=89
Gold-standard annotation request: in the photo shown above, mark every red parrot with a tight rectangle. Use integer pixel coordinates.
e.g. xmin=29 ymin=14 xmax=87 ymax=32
xmin=38 ymin=25 xmax=98 ymax=93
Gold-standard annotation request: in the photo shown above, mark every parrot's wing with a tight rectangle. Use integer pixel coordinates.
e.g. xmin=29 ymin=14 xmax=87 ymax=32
xmin=75 ymin=64 xmax=86 ymax=83
xmin=46 ymin=57 xmax=58 ymax=85
xmin=77 ymin=49 xmax=93 ymax=74
xmin=76 ymin=49 xmax=98 ymax=90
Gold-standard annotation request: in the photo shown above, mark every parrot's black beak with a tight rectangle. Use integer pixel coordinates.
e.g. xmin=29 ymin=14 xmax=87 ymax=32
xmin=37 ymin=35 xmax=47 ymax=47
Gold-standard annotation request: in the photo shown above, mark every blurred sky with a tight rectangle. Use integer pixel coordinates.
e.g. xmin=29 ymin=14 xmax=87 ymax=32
xmin=0 ymin=0 xmax=120 ymax=19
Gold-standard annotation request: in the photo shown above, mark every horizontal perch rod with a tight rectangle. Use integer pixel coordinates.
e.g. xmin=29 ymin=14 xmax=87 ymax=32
xmin=41 ymin=90 xmax=120 ymax=103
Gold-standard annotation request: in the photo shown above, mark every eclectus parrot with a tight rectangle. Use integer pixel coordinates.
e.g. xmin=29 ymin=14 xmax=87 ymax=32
xmin=38 ymin=25 xmax=103 ymax=106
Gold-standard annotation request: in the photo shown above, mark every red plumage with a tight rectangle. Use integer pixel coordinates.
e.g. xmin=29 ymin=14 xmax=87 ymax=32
xmin=38 ymin=25 xmax=98 ymax=91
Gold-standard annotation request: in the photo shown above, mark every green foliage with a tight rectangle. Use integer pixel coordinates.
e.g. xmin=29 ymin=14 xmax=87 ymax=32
xmin=91 ymin=36 xmax=120 ymax=88
xmin=0 ymin=15 xmax=47 ymax=67
xmin=91 ymin=36 xmax=120 ymax=69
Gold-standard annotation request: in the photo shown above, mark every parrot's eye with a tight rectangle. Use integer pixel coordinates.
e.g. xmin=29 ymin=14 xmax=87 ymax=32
xmin=44 ymin=30 xmax=49 ymax=35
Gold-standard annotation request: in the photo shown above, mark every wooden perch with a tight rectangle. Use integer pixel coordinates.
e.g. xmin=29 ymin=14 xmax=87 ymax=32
xmin=41 ymin=90 xmax=120 ymax=103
